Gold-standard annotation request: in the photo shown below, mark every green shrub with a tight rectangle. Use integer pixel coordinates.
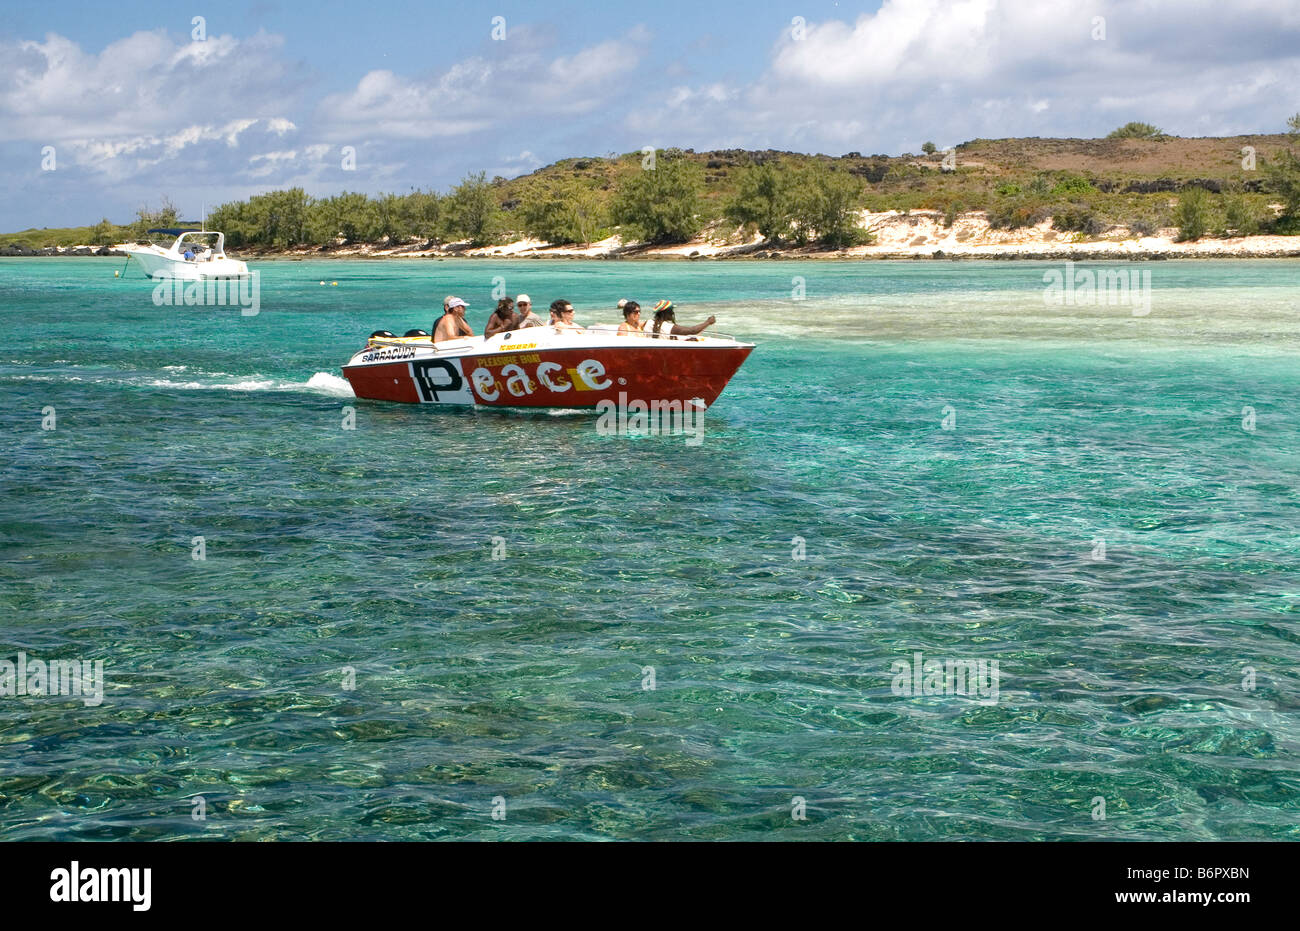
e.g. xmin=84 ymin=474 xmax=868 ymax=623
xmin=1221 ymin=195 xmax=1263 ymax=237
xmin=942 ymin=199 xmax=963 ymax=228
xmin=1107 ymin=122 xmax=1166 ymax=140
xmin=1174 ymin=187 xmax=1214 ymax=241
xmin=1051 ymin=174 xmax=1095 ymax=197
xmin=1025 ymin=175 xmax=1052 ymax=198
xmin=1051 ymin=206 xmax=1107 ymax=236
xmin=988 ymin=197 xmax=1051 ymax=229
xmin=1127 ymin=216 xmax=1160 ymax=237
xmin=1270 ymin=213 xmax=1300 ymax=235
xmin=91 ymin=218 xmax=118 ymax=246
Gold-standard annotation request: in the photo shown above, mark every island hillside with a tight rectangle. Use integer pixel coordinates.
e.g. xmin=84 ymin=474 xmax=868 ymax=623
xmin=6 ymin=121 xmax=1300 ymax=260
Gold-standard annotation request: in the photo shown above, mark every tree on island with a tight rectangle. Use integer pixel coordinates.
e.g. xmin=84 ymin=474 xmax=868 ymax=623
xmin=400 ymin=189 xmax=443 ymax=243
xmin=307 ymin=192 xmax=376 ymax=244
xmin=444 ymin=171 xmax=502 ymax=246
xmin=519 ymin=177 xmax=605 ymax=245
xmin=1174 ymin=186 xmax=1212 ymax=241
xmin=788 ymin=162 xmax=870 ymax=248
xmin=1265 ymin=112 xmax=1300 ymax=231
xmin=724 ymin=161 xmax=795 ymax=242
xmin=132 ymin=196 xmax=178 ymax=237
xmin=91 ymin=218 xmax=117 ymax=245
xmin=922 ymin=141 xmax=937 ymax=155
xmin=610 ymin=153 xmax=703 ymax=244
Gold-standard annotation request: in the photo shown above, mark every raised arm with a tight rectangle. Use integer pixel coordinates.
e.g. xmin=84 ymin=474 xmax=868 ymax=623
xmin=670 ymin=315 xmax=717 ymax=336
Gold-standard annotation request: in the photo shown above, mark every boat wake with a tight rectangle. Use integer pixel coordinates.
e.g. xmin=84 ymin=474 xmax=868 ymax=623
xmin=304 ymin=372 xmax=355 ymax=397
xmin=4 ymin=366 xmax=356 ymax=397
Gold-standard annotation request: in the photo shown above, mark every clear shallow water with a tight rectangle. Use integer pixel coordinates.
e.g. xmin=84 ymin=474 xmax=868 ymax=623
xmin=1 ymin=256 xmax=1297 ymax=841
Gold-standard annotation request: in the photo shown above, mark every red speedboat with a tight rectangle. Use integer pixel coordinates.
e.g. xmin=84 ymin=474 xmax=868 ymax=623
xmin=342 ymin=325 xmax=754 ymax=409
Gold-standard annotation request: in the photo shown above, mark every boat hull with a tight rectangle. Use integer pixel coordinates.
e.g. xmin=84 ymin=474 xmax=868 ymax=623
xmin=343 ymin=339 xmax=753 ymax=409
xmin=124 ymin=249 xmax=249 ymax=280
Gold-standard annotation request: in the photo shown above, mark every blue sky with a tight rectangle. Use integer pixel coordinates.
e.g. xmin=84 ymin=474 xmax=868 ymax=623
xmin=3 ymin=0 xmax=1299 ymax=229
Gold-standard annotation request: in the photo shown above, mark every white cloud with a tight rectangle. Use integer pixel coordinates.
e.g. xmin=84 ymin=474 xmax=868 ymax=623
xmin=624 ymin=0 xmax=1300 ymax=153
xmin=772 ymin=0 xmax=999 ymax=86
xmin=250 ymin=150 xmax=298 ymax=163
xmin=314 ymin=28 xmax=649 ymax=140
xmin=0 ymin=29 xmax=297 ymax=142
xmin=247 ymin=148 xmax=300 ymax=178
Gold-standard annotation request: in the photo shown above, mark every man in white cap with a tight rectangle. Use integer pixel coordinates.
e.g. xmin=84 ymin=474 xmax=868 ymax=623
xmin=434 ymin=296 xmax=474 ymax=343
xmin=513 ymin=294 xmax=543 ymax=329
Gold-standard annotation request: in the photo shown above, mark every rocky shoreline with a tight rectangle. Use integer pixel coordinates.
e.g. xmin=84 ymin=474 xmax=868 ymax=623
xmin=1 ymin=244 xmax=125 ymax=257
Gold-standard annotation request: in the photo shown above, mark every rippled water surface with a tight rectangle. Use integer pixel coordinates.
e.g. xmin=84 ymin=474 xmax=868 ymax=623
xmin=1 ymin=257 xmax=1298 ymax=840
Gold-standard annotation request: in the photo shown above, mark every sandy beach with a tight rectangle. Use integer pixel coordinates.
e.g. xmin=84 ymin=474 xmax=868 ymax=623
xmin=215 ymin=210 xmax=1300 ymax=261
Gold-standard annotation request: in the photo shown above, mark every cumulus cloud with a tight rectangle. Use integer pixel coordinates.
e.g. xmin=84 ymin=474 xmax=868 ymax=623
xmin=314 ymin=27 xmax=650 ymax=140
xmin=627 ymin=0 xmax=1300 ymax=152
xmin=0 ymin=29 xmax=299 ymax=141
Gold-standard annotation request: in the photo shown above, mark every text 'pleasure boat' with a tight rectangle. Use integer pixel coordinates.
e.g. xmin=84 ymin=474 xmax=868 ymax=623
xmin=342 ymin=325 xmax=754 ymax=409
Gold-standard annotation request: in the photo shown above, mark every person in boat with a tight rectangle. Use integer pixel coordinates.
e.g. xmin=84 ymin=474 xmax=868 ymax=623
xmin=433 ymin=296 xmax=474 ymax=342
xmin=617 ymin=300 xmax=646 ymax=335
xmin=513 ymin=294 xmax=543 ymax=328
xmin=485 ymin=297 xmax=516 ymax=337
xmin=647 ymin=300 xmax=715 ymax=339
xmin=183 ymin=246 xmax=195 ymax=261
xmin=550 ymin=299 xmax=583 ymax=331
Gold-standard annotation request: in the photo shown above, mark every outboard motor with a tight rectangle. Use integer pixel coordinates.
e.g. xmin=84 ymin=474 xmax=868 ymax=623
xmin=403 ymin=329 xmax=429 ymax=337
xmin=369 ymin=330 xmax=396 ymax=339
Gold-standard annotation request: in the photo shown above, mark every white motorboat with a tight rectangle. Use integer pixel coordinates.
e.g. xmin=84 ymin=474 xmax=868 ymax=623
xmin=120 ymin=228 xmax=249 ymax=280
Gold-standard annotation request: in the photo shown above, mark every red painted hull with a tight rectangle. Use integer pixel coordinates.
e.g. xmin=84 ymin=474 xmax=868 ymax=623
xmin=343 ymin=343 xmax=754 ymax=408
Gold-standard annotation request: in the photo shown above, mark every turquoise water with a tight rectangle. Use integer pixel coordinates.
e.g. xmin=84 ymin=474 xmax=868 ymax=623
xmin=1 ymin=256 xmax=1298 ymax=840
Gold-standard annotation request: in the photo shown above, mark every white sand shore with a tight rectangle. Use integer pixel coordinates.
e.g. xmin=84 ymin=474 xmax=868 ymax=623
xmin=84 ymin=210 xmax=1300 ymax=261
xmin=309 ymin=210 xmax=1300 ymax=259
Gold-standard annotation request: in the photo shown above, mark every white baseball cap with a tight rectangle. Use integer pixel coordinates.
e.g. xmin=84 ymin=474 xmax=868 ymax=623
xmin=516 ymin=294 xmax=531 ymax=305
xmin=447 ymin=296 xmax=467 ymax=310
